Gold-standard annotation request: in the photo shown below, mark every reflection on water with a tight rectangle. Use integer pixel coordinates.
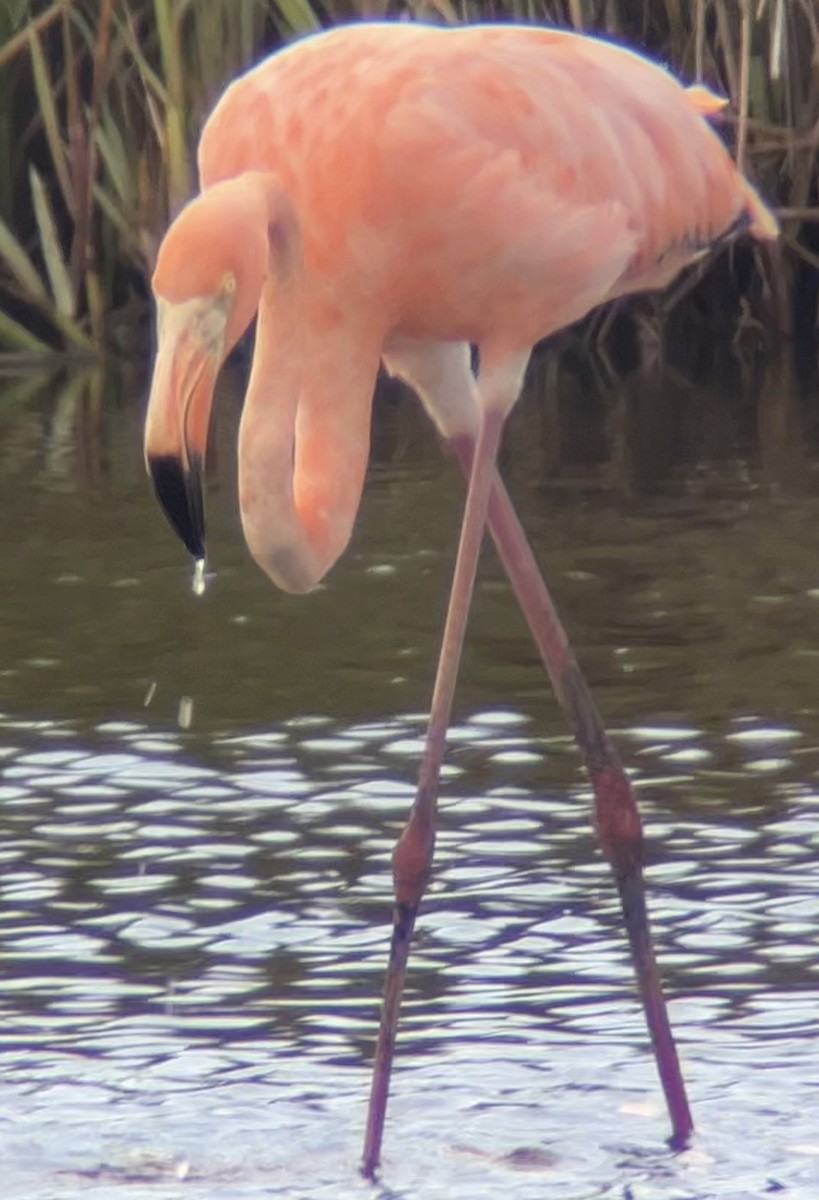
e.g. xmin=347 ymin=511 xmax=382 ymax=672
xmin=1 ymin=343 xmax=819 ymax=1198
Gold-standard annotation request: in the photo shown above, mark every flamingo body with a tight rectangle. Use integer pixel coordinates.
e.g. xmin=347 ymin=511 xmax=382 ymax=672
xmin=144 ymin=21 xmax=777 ymax=1177
xmin=199 ymin=24 xmax=771 ymax=352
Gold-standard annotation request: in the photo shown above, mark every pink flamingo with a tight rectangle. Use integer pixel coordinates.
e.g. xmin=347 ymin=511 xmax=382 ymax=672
xmin=143 ymin=22 xmax=777 ymax=1177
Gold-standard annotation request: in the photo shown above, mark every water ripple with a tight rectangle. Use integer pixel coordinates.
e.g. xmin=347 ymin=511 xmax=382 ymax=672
xmin=0 ymin=705 xmax=818 ymax=1194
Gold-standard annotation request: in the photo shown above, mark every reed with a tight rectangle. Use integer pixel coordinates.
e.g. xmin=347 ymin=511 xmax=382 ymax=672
xmin=0 ymin=0 xmax=815 ymax=356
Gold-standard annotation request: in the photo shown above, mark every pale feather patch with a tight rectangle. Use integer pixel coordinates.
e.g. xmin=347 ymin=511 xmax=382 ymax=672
xmin=383 ymin=339 xmax=478 ymax=439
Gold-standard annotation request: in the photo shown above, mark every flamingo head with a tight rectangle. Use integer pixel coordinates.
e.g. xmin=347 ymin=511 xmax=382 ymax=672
xmin=144 ymin=175 xmax=273 ymax=561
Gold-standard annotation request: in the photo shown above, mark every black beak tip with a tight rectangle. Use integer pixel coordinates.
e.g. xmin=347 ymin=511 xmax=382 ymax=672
xmin=147 ymin=454 xmax=206 ymax=561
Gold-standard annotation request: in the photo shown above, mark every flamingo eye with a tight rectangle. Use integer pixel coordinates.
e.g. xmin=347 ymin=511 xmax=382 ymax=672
xmin=221 ymin=271 xmax=237 ymax=296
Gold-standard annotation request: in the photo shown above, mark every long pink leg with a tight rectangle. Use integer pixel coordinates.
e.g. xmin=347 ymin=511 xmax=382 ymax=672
xmin=361 ymin=411 xmax=692 ymax=1177
xmin=452 ymin=438 xmax=693 ymax=1148
xmin=361 ymin=408 xmax=506 ymax=1178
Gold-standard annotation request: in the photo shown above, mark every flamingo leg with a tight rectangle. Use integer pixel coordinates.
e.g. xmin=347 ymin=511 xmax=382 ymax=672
xmin=450 ymin=439 xmax=693 ymax=1148
xmin=362 ymin=407 xmax=506 ymax=1178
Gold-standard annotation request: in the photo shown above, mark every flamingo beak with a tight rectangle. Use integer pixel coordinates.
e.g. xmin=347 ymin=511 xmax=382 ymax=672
xmin=148 ymin=446 xmax=206 ymax=561
xmin=144 ymin=301 xmax=223 ymax=561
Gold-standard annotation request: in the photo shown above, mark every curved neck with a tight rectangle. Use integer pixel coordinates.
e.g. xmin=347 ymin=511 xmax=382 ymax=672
xmin=237 ymin=213 xmax=382 ymax=593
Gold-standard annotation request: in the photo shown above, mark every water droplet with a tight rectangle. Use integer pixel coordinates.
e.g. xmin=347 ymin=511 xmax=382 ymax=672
xmin=192 ymin=558 xmax=207 ymax=597
xmin=178 ymin=696 xmax=194 ymax=729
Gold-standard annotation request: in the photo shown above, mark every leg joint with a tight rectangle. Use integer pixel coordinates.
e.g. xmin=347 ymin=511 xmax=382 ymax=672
xmin=392 ymin=816 xmax=435 ymax=908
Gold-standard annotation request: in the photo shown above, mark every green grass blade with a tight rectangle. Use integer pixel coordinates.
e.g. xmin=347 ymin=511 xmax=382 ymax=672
xmin=112 ymin=6 xmax=169 ymax=106
xmin=95 ymin=114 xmax=133 ymax=209
xmin=0 ymin=212 xmax=49 ymax=302
xmin=29 ymin=165 xmax=76 ymax=318
xmin=153 ymin=0 xmax=190 ymax=210
xmin=92 ymin=180 xmax=140 ymax=254
xmin=0 ymin=307 xmax=52 ymax=354
xmin=0 ymin=0 xmax=70 ymax=73
xmin=28 ymin=23 xmax=74 ymax=214
xmin=271 ymin=0 xmax=321 ymax=34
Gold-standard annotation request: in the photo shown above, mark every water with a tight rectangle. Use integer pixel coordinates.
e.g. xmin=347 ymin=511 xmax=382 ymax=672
xmin=193 ymin=559 xmax=208 ymax=598
xmin=1 ymin=347 xmax=819 ymax=1198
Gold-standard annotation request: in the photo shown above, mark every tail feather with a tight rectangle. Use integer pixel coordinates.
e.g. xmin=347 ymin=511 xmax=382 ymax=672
xmin=684 ymin=83 xmax=778 ymax=241
xmin=685 ymin=83 xmax=729 ymax=117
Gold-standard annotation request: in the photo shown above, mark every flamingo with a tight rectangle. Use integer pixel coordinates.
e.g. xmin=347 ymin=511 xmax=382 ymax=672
xmin=143 ymin=21 xmax=777 ymax=1177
